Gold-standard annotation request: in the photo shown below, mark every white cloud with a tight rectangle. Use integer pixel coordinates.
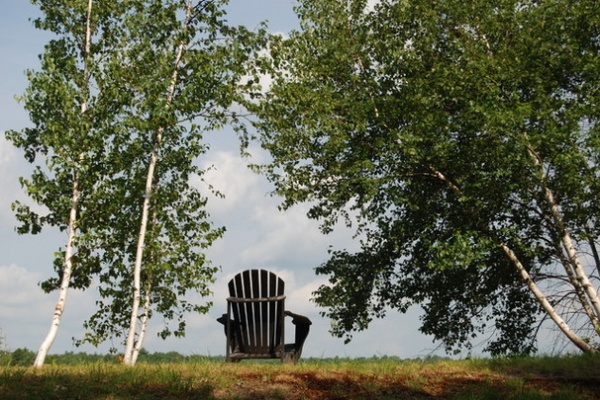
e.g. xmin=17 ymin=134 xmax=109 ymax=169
xmin=0 ymin=263 xmax=103 ymax=352
xmin=285 ymin=275 xmax=327 ymax=316
xmin=0 ymin=134 xmax=16 ymax=164
xmin=238 ymin=207 xmax=319 ymax=266
xmin=199 ymin=148 xmax=267 ymax=213
xmin=366 ymin=0 xmax=381 ymax=12
xmin=0 ymin=264 xmax=46 ymax=313
xmin=0 ymin=136 xmax=24 ymax=225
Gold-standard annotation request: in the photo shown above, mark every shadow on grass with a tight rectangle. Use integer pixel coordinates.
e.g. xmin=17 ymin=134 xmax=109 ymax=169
xmin=223 ymin=369 xmax=437 ymax=399
xmin=0 ymin=366 xmax=214 ymax=400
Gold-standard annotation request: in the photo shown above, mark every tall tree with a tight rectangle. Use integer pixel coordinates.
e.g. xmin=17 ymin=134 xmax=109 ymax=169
xmin=252 ymin=0 xmax=600 ymax=355
xmin=6 ymin=0 xmax=131 ymax=368
xmin=105 ymin=0 xmax=264 ymax=366
xmin=69 ymin=0 xmax=266 ymax=365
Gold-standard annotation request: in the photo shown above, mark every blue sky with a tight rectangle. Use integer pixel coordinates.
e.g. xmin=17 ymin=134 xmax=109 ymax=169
xmin=0 ymin=0 xmax=568 ymax=359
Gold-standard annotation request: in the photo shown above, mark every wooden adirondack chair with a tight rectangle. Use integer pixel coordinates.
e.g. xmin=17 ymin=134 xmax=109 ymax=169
xmin=217 ymin=269 xmax=312 ymax=363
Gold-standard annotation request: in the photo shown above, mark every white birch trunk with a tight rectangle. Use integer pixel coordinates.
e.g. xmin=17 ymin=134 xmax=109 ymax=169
xmin=122 ymin=143 xmax=158 ymax=366
xmin=543 ymin=184 xmax=600 ymax=322
xmin=122 ymin=1 xmax=193 ymax=366
xmin=499 ymin=241 xmax=595 ymax=353
xmin=33 ymin=176 xmax=81 ymax=368
xmin=33 ymin=0 xmax=93 ymax=368
xmin=431 ymin=161 xmax=598 ymax=351
xmin=131 ymin=289 xmax=151 ymax=365
xmin=526 ymin=144 xmax=600 ymax=328
xmin=555 ymin=249 xmax=600 ymax=334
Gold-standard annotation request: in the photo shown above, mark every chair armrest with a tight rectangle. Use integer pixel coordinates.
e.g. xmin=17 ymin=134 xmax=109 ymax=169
xmin=217 ymin=314 xmax=240 ymax=338
xmin=284 ymin=310 xmax=312 ymax=352
xmin=216 ymin=313 xmax=228 ymax=326
xmin=284 ymin=310 xmax=312 ymax=327
xmin=217 ymin=313 xmax=243 ymax=354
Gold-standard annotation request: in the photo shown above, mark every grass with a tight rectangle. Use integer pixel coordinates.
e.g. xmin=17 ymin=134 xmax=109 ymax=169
xmin=1 ymin=355 xmax=599 ymax=399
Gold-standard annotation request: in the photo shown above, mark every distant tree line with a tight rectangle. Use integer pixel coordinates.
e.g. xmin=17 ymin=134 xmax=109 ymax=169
xmin=1 ymin=348 xmax=450 ymax=366
xmin=0 ymin=348 xmax=227 ymax=366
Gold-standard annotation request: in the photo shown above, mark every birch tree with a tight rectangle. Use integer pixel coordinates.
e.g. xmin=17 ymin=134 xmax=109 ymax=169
xmin=5 ymin=0 xmax=133 ymax=368
xmin=65 ymin=0 xmax=266 ymax=365
xmin=252 ymin=0 xmax=600 ymax=355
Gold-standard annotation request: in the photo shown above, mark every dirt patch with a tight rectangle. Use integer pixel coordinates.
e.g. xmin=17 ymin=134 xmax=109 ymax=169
xmin=212 ymin=367 xmax=600 ymax=400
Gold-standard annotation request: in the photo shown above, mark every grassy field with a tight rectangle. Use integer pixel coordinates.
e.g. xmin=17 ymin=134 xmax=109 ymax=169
xmin=1 ymin=355 xmax=599 ymax=399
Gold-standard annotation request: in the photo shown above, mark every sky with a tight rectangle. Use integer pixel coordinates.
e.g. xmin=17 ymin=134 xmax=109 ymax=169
xmin=0 ymin=0 xmax=569 ymax=360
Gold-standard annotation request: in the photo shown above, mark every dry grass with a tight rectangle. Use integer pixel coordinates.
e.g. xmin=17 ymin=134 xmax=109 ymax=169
xmin=1 ymin=356 xmax=599 ymax=399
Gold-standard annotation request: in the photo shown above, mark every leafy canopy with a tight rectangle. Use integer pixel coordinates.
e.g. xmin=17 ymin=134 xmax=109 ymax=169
xmin=7 ymin=0 xmax=268 ymax=351
xmin=253 ymin=0 xmax=600 ymax=355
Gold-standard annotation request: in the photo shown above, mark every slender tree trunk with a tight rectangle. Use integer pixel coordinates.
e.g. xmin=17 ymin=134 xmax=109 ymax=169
xmin=526 ymin=143 xmax=600 ymax=325
xmin=33 ymin=0 xmax=93 ymax=368
xmin=555 ymin=248 xmax=600 ymax=334
xmin=588 ymin=236 xmax=600 ymax=273
xmin=33 ymin=175 xmax=81 ymax=368
xmin=499 ymin=241 xmax=596 ymax=353
xmin=546 ymin=186 xmax=600 ymax=320
xmin=131 ymin=288 xmax=151 ymax=365
xmin=122 ymin=1 xmax=193 ymax=366
xmin=123 ymin=138 xmax=159 ymax=366
xmin=430 ymin=160 xmax=598 ymax=351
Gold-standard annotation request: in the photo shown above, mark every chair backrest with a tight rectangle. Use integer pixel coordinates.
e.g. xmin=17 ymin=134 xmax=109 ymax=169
xmin=227 ymin=269 xmax=286 ymax=357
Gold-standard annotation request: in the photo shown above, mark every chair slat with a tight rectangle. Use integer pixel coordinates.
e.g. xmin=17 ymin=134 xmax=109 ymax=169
xmin=229 ymin=273 xmax=245 ymax=352
xmin=242 ymin=270 xmax=256 ymax=352
xmin=274 ymin=274 xmax=284 ymax=353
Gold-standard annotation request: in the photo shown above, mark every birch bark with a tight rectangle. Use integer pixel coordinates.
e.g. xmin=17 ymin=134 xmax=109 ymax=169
xmin=131 ymin=288 xmax=151 ymax=365
xmin=526 ymin=144 xmax=600 ymax=330
xmin=498 ymin=241 xmax=595 ymax=353
xmin=122 ymin=0 xmax=193 ymax=366
xmin=33 ymin=176 xmax=81 ymax=368
xmin=33 ymin=0 xmax=94 ymax=368
xmin=430 ymin=162 xmax=598 ymax=352
xmin=544 ymin=184 xmax=600 ymax=322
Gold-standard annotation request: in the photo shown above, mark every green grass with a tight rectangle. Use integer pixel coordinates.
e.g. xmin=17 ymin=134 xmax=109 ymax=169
xmin=1 ymin=355 xmax=599 ymax=399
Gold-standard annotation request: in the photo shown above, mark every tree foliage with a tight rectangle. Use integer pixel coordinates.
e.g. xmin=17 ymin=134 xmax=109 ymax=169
xmin=253 ymin=0 xmax=600 ymax=355
xmin=7 ymin=0 xmax=267 ymax=366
